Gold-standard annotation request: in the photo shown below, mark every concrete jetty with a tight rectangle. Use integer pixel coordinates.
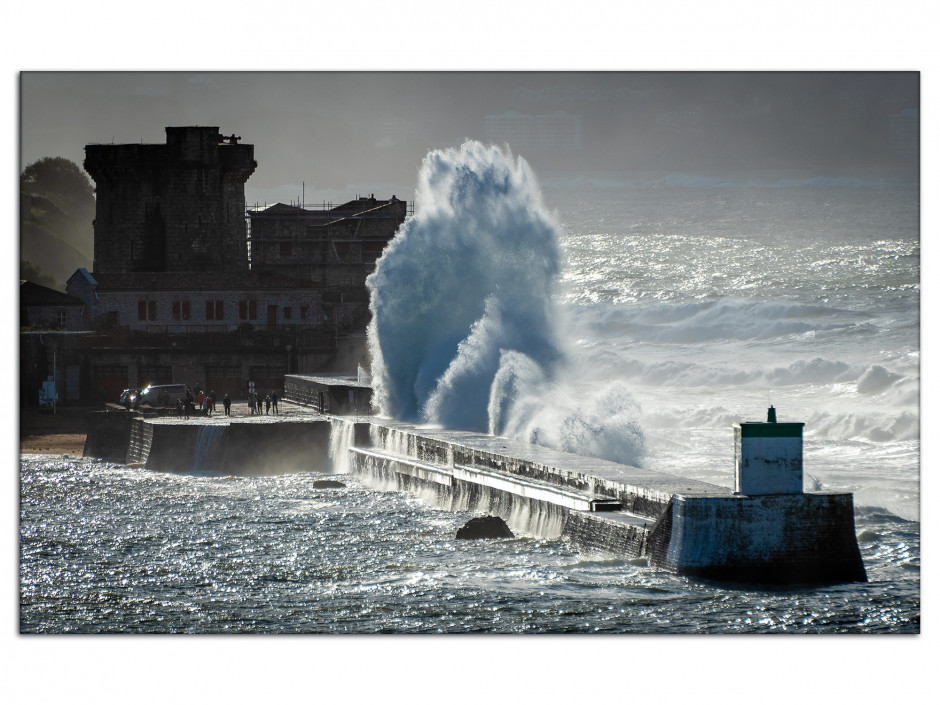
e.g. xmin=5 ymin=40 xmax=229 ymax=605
xmin=351 ymin=417 xmax=866 ymax=585
xmin=82 ymin=378 xmax=867 ymax=586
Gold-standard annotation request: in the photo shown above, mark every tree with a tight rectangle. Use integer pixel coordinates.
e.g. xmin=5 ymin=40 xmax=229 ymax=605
xmin=20 ymin=157 xmax=95 ymax=290
xmin=20 ymin=260 xmax=58 ymax=289
xmin=21 ymin=157 xmax=95 ymax=210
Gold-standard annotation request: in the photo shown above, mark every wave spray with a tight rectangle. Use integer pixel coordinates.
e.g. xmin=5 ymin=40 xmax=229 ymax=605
xmin=367 ymin=141 xmax=645 ymax=466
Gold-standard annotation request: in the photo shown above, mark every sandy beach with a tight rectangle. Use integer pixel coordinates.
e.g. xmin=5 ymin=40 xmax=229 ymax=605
xmin=19 ymin=406 xmax=89 ymax=457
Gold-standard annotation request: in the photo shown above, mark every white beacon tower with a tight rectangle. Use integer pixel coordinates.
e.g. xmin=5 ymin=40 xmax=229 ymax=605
xmin=734 ymin=405 xmax=804 ymax=495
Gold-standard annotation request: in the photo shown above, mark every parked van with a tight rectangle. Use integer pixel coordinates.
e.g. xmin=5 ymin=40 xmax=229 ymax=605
xmin=120 ymin=384 xmax=188 ymax=408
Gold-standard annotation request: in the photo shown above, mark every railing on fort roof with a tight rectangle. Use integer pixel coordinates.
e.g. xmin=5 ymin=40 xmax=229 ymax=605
xmin=246 ymin=200 xmax=413 ymax=219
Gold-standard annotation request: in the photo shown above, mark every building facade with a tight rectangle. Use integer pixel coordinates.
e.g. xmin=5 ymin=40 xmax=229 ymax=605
xmin=20 ymin=280 xmax=84 ymax=331
xmin=20 ymin=281 xmax=86 ymax=406
xmin=68 ymin=269 xmax=333 ymax=333
xmin=20 ymin=126 xmax=409 ymax=407
xmin=247 ymin=195 xmax=408 ymax=329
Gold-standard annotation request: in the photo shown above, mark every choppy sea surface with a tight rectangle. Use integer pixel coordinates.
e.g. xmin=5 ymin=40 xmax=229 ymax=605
xmin=20 ymin=171 xmax=919 ymax=634
xmin=19 ymin=454 xmax=919 ymax=634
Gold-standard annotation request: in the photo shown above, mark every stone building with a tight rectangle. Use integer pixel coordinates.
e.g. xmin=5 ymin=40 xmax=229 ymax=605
xmin=20 ymin=281 xmax=87 ymax=406
xmin=84 ymin=126 xmax=256 ymax=273
xmin=20 ymin=280 xmax=84 ymax=331
xmin=64 ymin=267 xmax=349 ymax=401
xmin=249 ymin=196 xmax=407 ymax=282
xmin=21 ymin=126 xmax=408 ymax=407
xmin=247 ymin=195 xmax=408 ymax=330
xmin=67 ymin=269 xmax=330 ymax=334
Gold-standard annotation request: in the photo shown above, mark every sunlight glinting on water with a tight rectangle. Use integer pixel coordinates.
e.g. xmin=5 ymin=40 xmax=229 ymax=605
xmin=21 ymin=172 xmax=920 ymax=633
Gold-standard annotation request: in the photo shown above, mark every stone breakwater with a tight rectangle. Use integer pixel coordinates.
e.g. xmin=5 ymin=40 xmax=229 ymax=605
xmin=82 ymin=409 xmax=867 ymax=585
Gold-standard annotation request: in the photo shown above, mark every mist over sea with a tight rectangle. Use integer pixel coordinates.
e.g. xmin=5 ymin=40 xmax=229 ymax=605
xmin=20 ymin=154 xmax=919 ymax=634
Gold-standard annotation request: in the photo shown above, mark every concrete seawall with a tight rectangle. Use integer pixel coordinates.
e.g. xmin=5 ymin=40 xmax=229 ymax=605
xmin=647 ymin=493 xmax=866 ymax=583
xmin=83 ymin=410 xmax=867 ymax=585
xmin=122 ymin=416 xmax=334 ymax=475
xmin=84 ymin=410 xmax=143 ymax=462
xmin=352 ymin=421 xmax=866 ymax=584
xmin=217 ymin=420 xmax=332 ymax=475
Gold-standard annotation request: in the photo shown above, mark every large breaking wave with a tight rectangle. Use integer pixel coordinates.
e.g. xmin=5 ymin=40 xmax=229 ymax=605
xmin=366 ymin=141 xmax=645 ymax=466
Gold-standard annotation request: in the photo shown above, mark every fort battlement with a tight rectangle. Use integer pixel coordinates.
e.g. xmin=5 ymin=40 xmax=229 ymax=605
xmin=84 ymin=126 xmax=256 ymax=273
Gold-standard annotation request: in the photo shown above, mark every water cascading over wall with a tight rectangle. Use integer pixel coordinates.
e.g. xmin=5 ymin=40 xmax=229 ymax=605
xmin=328 ymin=418 xmax=358 ymax=475
xmin=351 ymin=446 xmax=571 ymax=539
xmin=192 ymin=425 xmax=226 ymax=472
xmin=346 ymin=419 xmax=867 ymax=584
xmin=355 ymin=423 xmax=611 ymax=539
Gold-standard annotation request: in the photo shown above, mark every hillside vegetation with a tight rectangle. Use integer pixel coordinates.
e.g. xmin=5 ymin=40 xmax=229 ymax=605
xmin=20 ymin=157 xmax=94 ymax=290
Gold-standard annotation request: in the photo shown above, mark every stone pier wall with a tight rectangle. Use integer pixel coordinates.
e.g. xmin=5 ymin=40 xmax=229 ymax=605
xmin=651 ymin=492 xmax=867 ymax=584
xmin=146 ymin=423 xmax=201 ymax=473
xmin=83 ymin=410 xmax=142 ymax=462
xmin=351 ymin=448 xmax=572 ymax=539
xmin=283 ymin=374 xmax=372 ymax=415
xmin=82 ymin=411 xmax=868 ymax=585
xmin=218 ymin=421 xmax=332 ymax=475
xmin=561 ymin=512 xmax=652 ymax=559
xmin=88 ymin=416 xmax=334 ymax=476
xmin=368 ymin=424 xmax=680 ymax=520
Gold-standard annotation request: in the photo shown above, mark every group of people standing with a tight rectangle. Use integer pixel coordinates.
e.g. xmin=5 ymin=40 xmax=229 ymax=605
xmin=171 ymin=386 xmax=282 ymax=419
xmin=175 ymin=388 xmax=233 ymax=418
xmin=248 ymin=391 xmax=278 ymax=416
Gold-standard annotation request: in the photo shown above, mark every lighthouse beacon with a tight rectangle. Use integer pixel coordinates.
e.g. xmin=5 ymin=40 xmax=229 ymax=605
xmin=734 ymin=406 xmax=805 ymax=495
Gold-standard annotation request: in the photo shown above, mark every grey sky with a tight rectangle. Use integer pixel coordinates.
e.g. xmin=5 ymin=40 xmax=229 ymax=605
xmin=20 ymin=72 xmax=919 ymax=206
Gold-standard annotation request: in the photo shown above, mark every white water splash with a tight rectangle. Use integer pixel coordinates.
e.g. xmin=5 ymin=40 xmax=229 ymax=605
xmin=366 ymin=140 xmax=646 ymax=466
xmin=328 ymin=419 xmax=357 ymax=475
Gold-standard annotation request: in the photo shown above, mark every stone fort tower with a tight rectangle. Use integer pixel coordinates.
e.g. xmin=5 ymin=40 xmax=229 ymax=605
xmin=84 ymin=126 xmax=256 ymax=273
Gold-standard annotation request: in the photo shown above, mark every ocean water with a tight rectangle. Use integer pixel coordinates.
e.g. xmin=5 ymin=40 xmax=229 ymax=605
xmin=549 ymin=170 xmax=920 ymax=525
xmin=19 ymin=161 xmax=919 ymax=635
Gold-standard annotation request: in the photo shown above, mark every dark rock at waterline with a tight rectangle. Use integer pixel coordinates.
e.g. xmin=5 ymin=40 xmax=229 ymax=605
xmin=313 ymin=479 xmax=346 ymax=488
xmin=456 ymin=516 xmax=514 ymax=540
